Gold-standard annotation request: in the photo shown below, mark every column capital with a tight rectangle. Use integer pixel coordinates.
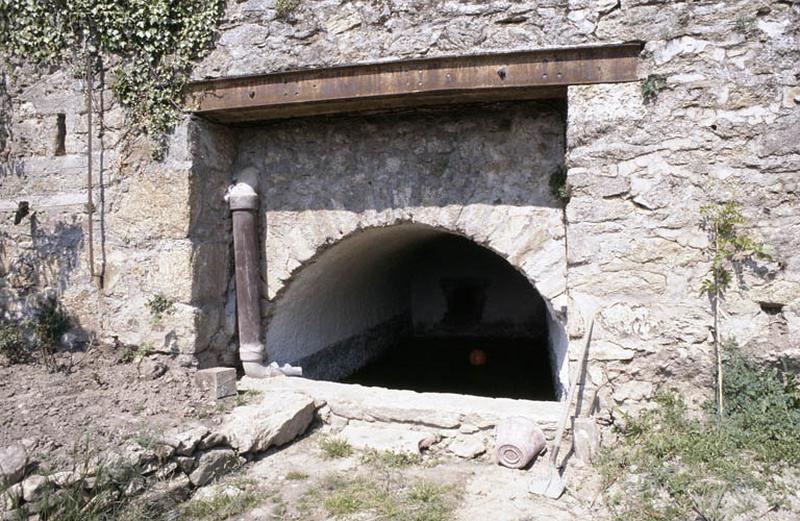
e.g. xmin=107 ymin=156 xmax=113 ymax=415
xmin=225 ymin=182 xmax=259 ymax=211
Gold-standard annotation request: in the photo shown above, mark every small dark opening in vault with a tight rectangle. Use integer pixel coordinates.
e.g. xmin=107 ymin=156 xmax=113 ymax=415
xmin=266 ymin=223 xmax=559 ymax=401
xmin=442 ymin=277 xmax=487 ymax=325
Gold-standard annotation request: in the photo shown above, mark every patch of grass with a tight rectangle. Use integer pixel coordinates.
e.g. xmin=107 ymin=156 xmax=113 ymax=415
xmin=35 ymin=297 xmax=70 ymax=370
xmin=14 ymin=454 xmax=152 ymax=521
xmin=130 ymin=429 xmax=159 ymax=451
xmin=641 ymin=73 xmax=666 ymax=103
xmin=275 ymin=0 xmax=300 ymax=20
xmin=179 ymin=487 xmax=267 ymax=521
xmin=286 ymin=471 xmax=309 ymax=480
xmin=361 ymin=449 xmax=420 ymax=468
xmin=138 ymin=342 xmax=155 ymax=357
xmin=0 ymin=320 xmax=28 ymax=364
xmin=119 ymin=342 xmax=154 ymax=364
xmin=235 ymin=389 xmax=262 ymax=407
xmin=303 ymin=474 xmax=457 ymax=521
xmin=599 ymin=344 xmax=800 ymax=521
xmin=406 ymin=481 xmax=454 ymax=521
xmin=422 ymin=456 xmax=446 ymax=468
xmin=320 ymin=437 xmax=353 ymax=459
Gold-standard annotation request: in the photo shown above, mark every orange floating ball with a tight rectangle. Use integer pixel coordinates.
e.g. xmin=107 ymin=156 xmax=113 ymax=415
xmin=469 ymin=348 xmax=487 ymax=366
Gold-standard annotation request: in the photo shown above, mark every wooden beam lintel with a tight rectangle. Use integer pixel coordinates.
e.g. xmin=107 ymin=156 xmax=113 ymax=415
xmin=187 ymin=43 xmax=642 ymax=123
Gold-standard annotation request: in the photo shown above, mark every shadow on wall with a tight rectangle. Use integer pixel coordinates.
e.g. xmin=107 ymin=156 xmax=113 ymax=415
xmin=186 ymin=118 xmax=238 ymax=368
xmin=1 ymin=214 xmax=83 ymax=316
xmin=0 ymin=212 xmax=90 ymax=357
xmin=235 ymin=100 xmax=567 ymax=213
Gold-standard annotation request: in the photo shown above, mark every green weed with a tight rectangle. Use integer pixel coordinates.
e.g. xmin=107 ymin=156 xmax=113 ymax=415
xmin=320 ymin=437 xmax=353 ymax=459
xmin=235 ymin=390 xmax=262 ymax=407
xmin=146 ymin=295 xmax=174 ymax=322
xmin=119 ymin=343 xmax=151 ymax=364
xmin=735 ymin=15 xmax=756 ymax=34
xmin=599 ymin=345 xmax=800 ymax=521
xmin=0 ymin=320 xmax=27 ymax=364
xmin=549 ymin=166 xmax=571 ymax=204
xmin=641 ymin=74 xmax=666 ymax=103
xmin=179 ymin=487 xmax=267 ymax=520
xmin=130 ymin=429 xmax=159 ymax=451
xmin=275 ymin=0 xmax=300 ymax=20
xmin=34 ymin=297 xmax=70 ymax=370
xmin=303 ymin=474 xmax=456 ymax=521
xmin=361 ymin=449 xmax=420 ymax=468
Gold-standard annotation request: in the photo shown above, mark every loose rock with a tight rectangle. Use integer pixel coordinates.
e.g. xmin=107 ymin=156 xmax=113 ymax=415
xmin=140 ymin=359 xmax=168 ymax=380
xmin=0 ymin=444 xmax=27 ymax=487
xmin=175 ymin=456 xmax=196 ymax=474
xmin=163 ymin=425 xmax=211 ymax=456
xmin=188 ymin=448 xmax=238 ymax=487
xmin=220 ymin=392 xmax=315 ymax=454
xmin=20 ymin=475 xmax=47 ymax=503
xmin=448 ymin=437 xmax=486 ymax=459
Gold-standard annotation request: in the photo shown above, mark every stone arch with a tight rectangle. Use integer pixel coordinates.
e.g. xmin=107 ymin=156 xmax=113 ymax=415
xmin=264 ymin=221 xmax=568 ymax=400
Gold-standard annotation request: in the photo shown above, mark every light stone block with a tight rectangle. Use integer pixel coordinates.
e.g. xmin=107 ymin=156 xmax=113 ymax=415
xmin=196 ymin=367 xmax=237 ymax=399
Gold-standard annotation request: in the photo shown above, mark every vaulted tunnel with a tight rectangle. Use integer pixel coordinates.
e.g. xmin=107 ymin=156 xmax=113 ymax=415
xmin=265 ymin=223 xmax=563 ymax=401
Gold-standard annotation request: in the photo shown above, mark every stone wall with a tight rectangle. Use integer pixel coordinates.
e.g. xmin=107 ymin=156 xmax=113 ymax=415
xmin=1 ymin=0 xmax=798 ymax=414
xmin=0 ymin=66 xmax=236 ymax=367
xmin=212 ymin=0 xmax=798 ymax=410
xmin=238 ymin=102 xmax=568 ymax=387
xmin=563 ymin=3 xmax=800 ymax=410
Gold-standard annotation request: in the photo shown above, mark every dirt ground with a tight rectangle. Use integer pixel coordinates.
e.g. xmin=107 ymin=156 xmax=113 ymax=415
xmin=1 ymin=345 xmax=607 ymax=521
xmin=0 ymin=345 xmax=219 ymax=470
xmin=222 ymin=427 xmax=604 ymax=521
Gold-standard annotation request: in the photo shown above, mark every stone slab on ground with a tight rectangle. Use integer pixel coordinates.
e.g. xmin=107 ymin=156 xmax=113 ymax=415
xmin=240 ymin=376 xmax=562 ymax=432
xmin=339 ymin=423 xmax=436 ymax=455
xmin=447 ymin=437 xmax=486 ymax=459
xmin=220 ymin=392 xmax=315 ymax=454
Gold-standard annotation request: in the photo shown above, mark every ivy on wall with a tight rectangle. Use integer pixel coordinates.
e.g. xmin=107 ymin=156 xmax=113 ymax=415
xmin=0 ymin=0 xmax=224 ymax=157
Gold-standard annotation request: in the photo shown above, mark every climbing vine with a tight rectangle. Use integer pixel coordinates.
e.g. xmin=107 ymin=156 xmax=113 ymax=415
xmin=0 ymin=0 xmax=224 ymax=157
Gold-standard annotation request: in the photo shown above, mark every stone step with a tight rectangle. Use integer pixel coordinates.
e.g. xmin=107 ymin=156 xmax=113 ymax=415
xmin=240 ymin=376 xmax=562 ymax=434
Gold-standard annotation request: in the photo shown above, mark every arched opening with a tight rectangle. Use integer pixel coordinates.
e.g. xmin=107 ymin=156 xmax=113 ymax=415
xmin=265 ymin=223 xmax=566 ymax=401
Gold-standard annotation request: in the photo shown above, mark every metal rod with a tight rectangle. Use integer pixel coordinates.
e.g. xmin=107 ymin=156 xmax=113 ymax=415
xmin=85 ymin=53 xmax=95 ymax=286
xmin=97 ymin=59 xmax=106 ymax=289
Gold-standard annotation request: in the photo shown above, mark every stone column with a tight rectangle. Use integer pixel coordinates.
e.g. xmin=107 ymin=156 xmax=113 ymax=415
xmin=226 ymin=180 xmax=269 ymax=377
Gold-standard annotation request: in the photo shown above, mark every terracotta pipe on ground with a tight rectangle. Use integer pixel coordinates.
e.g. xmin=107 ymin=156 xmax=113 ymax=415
xmin=226 ymin=178 xmax=271 ymax=377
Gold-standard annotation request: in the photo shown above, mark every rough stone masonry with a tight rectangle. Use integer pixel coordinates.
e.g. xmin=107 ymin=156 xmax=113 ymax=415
xmin=1 ymin=0 xmax=798 ymax=417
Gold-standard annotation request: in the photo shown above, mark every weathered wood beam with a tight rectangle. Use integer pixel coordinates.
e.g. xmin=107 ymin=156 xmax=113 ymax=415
xmin=187 ymin=43 xmax=641 ymax=123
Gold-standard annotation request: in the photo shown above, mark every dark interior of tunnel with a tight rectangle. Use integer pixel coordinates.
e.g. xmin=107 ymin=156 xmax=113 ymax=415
xmin=344 ymin=336 xmax=555 ymax=400
xmin=266 ymin=224 xmax=559 ymax=401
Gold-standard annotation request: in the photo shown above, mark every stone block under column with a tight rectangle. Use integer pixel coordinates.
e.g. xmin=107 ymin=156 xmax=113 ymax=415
xmin=196 ymin=367 xmax=237 ymax=399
